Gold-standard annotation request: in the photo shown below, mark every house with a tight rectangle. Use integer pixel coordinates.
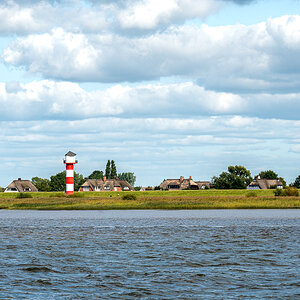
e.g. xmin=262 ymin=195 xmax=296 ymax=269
xmin=196 ymin=181 xmax=211 ymax=189
xmin=160 ymin=176 xmax=207 ymax=190
xmin=79 ymin=177 xmax=134 ymax=192
xmin=4 ymin=178 xmax=38 ymax=193
xmin=247 ymin=176 xmax=283 ymax=190
xmin=140 ymin=186 xmax=154 ymax=191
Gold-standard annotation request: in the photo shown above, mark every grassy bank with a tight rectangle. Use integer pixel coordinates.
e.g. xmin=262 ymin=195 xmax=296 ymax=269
xmin=0 ymin=190 xmax=299 ymax=210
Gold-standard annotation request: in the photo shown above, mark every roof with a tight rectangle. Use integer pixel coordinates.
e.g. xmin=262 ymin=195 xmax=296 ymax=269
xmin=248 ymin=179 xmax=283 ymax=189
xmin=80 ymin=178 xmax=134 ymax=191
xmin=6 ymin=180 xmax=38 ymax=192
xmin=159 ymin=177 xmax=201 ymax=190
xmin=65 ymin=151 xmax=76 ymax=156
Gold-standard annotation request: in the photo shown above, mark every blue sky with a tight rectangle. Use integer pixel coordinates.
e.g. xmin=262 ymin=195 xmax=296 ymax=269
xmin=0 ymin=0 xmax=300 ymax=187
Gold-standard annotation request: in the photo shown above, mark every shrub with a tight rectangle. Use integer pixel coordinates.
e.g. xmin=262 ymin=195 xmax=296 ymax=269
xmin=154 ymin=186 xmax=161 ymax=190
xmin=274 ymin=188 xmax=283 ymax=196
xmin=16 ymin=193 xmax=33 ymax=199
xmin=283 ymin=187 xmax=299 ymax=197
xmin=274 ymin=187 xmax=299 ymax=197
xmin=122 ymin=194 xmax=137 ymax=200
xmin=246 ymin=191 xmax=257 ymax=197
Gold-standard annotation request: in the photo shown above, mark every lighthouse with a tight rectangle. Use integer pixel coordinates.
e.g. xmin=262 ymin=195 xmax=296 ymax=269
xmin=63 ymin=151 xmax=78 ymax=195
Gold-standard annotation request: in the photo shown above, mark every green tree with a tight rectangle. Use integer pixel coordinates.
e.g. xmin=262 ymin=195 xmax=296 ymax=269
xmin=118 ymin=172 xmax=136 ymax=186
xmin=258 ymin=170 xmax=278 ymax=179
xmin=105 ymin=160 xmax=111 ymax=179
xmin=110 ymin=160 xmax=117 ymax=179
xmin=293 ymin=175 xmax=300 ymax=188
xmin=31 ymin=177 xmax=51 ymax=191
xmin=278 ymin=177 xmax=287 ymax=188
xmin=212 ymin=165 xmax=252 ymax=189
xmin=50 ymin=171 xmax=85 ymax=192
xmin=88 ymin=170 xmax=103 ymax=180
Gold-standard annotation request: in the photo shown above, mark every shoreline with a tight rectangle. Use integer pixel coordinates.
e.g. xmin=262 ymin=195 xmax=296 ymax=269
xmin=0 ymin=190 xmax=299 ymax=210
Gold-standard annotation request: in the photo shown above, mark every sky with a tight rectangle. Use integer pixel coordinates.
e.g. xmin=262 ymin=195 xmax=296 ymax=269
xmin=1 ymin=0 xmax=300 ymax=187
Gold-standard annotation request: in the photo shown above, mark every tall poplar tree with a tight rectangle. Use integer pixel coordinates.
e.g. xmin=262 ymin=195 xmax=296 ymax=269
xmin=105 ymin=160 xmax=111 ymax=178
xmin=110 ymin=160 xmax=117 ymax=179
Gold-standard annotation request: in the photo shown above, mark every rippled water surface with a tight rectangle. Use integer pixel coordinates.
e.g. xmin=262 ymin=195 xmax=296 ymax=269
xmin=0 ymin=210 xmax=299 ymax=299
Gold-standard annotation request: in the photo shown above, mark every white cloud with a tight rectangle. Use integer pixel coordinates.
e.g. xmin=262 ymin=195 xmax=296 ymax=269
xmin=0 ymin=80 xmax=246 ymax=120
xmin=3 ymin=15 xmax=300 ymax=93
xmin=118 ymin=0 xmax=220 ymax=30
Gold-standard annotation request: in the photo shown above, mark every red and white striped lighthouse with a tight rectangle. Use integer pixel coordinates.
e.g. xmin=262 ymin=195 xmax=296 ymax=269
xmin=63 ymin=151 xmax=77 ymax=195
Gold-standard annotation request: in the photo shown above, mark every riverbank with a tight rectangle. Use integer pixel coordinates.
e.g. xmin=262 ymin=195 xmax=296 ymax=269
xmin=0 ymin=190 xmax=299 ymax=210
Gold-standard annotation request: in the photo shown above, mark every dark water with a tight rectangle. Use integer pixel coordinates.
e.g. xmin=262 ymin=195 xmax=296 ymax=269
xmin=0 ymin=210 xmax=299 ymax=299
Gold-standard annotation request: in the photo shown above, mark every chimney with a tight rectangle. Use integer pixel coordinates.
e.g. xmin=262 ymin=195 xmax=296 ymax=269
xmin=189 ymin=176 xmax=192 ymax=180
xmin=18 ymin=178 xmax=21 ymax=181
xmin=103 ymin=176 xmax=106 ymax=182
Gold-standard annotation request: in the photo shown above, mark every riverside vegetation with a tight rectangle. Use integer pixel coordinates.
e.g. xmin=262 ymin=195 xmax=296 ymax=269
xmin=0 ymin=189 xmax=299 ymax=210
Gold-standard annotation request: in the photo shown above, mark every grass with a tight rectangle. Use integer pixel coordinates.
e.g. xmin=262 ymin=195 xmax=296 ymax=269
xmin=0 ymin=189 xmax=299 ymax=210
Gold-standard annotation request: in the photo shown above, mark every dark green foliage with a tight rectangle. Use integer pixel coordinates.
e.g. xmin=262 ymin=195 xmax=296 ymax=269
xmin=292 ymin=175 xmax=300 ymax=188
xmin=154 ymin=186 xmax=161 ymax=190
xmin=16 ymin=193 xmax=33 ymax=199
xmin=105 ymin=160 xmax=111 ymax=178
xmin=110 ymin=160 xmax=117 ymax=179
xmin=212 ymin=165 xmax=252 ymax=189
xmin=88 ymin=170 xmax=103 ymax=180
xmin=0 ymin=187 xmax=4 ymax=192
xmin=31 ymin=177 xmax=51 ymax=191
xmin=274 ymin=187 xmax=299 ymax=197
xmin=118 ymin=172 xmax=136 ymax=186
xmin=278 ymin=177 xmax=286 ymax=187
xmin=50 ymin=171 xmax=85 ymax=192
xmin=122 ymin=194 xmax=137 ymax=200
xmin=134 ymin=186 xmax=141 ymax=191
xmin=259 ymin=170 xmax=278 ymax=179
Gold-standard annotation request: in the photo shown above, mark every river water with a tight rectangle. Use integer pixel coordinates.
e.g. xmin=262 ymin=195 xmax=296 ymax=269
xmin=0 ymin=210 xmax=299 ymax=299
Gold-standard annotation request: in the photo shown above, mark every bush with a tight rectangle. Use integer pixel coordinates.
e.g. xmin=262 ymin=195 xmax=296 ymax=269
xmin=16 ymin=193 xmax=33 ymax=199
xmin=283 ymin=187 xmax=299 ymax=197
xmin=274 ymin=187 xmax=299 ymax=197
xmin=122 ymin=194 xmax=137 ymax=200
xmin=154 ymin=186 xmax=161 ymax=190
xmin=246 ymin=191 xmax=257 ymax=197
xmin=274 ymin=188 xmax=283 ymax=196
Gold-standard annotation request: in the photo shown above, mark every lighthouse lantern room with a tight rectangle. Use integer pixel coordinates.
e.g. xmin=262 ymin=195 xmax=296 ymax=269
xmin=64 ymin=151 xmax=78 ymax=195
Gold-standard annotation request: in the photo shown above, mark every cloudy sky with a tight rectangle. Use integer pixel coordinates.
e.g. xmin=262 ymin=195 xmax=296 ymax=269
xmin=1 ymin=0 xmax=300 ymax=187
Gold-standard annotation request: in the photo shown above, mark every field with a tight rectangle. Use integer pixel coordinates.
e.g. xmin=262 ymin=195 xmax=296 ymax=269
xmin=0 ymin=189 xmax=299 ymax=210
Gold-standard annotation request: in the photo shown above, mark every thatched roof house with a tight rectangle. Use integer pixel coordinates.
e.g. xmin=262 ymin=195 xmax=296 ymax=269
xmin=247 ymin=177 xmax=283 ymax=190
xmin=160 ymin=176 xmax=204 ymax=190
xmin=79 ymin=177 xmax=134 ymax=192
xmin=4 ymin=178 xmax=38 ymax=193
xmin=196 ymin=181 xmax=211 ymax=189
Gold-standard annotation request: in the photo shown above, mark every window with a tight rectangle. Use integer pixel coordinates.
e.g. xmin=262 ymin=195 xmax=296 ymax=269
xmin=168 ymin=185 xmax=180 ymax=189
xmin=104 ymin=186 xmax=110 ymax=190
xmin=123 ymin=187 xmax=129 ymax=190
xmin=83 ymin=186 xmax=90 ymax=192
xmin=24 ymin=187 xmax=31 ymax=192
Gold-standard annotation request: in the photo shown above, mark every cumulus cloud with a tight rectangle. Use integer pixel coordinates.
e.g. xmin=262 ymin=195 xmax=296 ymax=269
xmin=3 ymin=15 xmax=300 ymax=93
xmin=0 ymin=0 xmax=263 ymax=35
xmin=1 ymin=79 xmax=300 ymax=121
xmin=0 ymin=80 xmax=246 ymax=120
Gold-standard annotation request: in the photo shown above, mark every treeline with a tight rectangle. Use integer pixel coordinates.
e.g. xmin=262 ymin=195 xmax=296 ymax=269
xmin=211 ymin=165 xmax=300 ymax=189
xmin=31 ymin=160 xmax=136 ymax=192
